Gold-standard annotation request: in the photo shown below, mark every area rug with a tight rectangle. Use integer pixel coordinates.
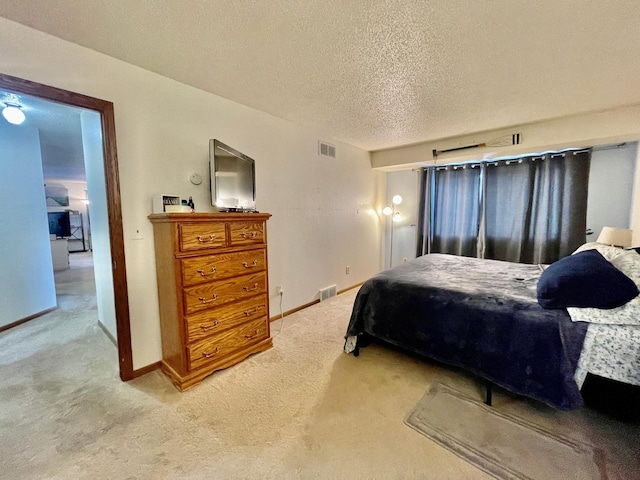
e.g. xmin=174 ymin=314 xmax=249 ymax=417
xmin=404 ymin=383 xmax=608 ymax=479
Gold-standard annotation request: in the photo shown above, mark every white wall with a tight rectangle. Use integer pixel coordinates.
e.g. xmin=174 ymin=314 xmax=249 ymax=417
xmin=81 ymin=110 xmax=117 ymax=339
xmin=384 ymin=170 xmax=420 ymax=268
xmin=0 ymin=122 xmax=56 ymax=327
xmin=587 ymin=143 xmax=637 ymax=240
xmin=0 ymin=18 xmax=384 ymax=369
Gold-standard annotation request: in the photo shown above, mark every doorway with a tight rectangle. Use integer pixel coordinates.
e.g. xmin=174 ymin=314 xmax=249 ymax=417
xmin=0 ymin=72 xmax=133 ymax=380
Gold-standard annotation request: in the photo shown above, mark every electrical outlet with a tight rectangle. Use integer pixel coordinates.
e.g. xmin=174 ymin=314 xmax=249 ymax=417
xmin=346 ymin=265 xmax=350 ymax=274
xmin=276 ymin=285 xmax=283 ymax=295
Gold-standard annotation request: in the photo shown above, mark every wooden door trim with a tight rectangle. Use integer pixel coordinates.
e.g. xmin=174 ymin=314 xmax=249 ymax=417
xmin=0 ymin=72 xmax=134 ymax=381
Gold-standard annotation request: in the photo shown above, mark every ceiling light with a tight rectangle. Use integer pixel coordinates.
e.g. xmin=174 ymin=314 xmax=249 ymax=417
xmin=2 ymin=103 xmax=26 ymax=125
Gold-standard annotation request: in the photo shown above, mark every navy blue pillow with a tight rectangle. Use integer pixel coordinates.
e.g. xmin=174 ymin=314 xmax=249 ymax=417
xmin=537 ymin=250 xmax=639 ymax=309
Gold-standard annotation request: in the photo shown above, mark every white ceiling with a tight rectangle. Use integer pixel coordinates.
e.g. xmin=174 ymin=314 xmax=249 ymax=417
xmin=2 ymin=1 xmax=640 ymax=153
xmin=0 ymin=90 xmax=86 ymax=181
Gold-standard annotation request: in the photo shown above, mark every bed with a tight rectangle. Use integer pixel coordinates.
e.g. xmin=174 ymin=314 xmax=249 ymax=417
xmin=344 ymin=244 xmax=640 ymax=410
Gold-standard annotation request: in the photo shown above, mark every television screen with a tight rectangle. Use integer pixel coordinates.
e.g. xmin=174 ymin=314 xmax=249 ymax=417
xmin=210 ymin=139 xmax=256 ymax=211
xmin=48 ymin=211 xmax=71 ymax=237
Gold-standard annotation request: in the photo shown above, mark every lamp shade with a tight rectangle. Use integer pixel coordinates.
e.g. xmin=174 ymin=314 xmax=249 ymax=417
xmin=597 ymin=227 xmax=633 ymax=248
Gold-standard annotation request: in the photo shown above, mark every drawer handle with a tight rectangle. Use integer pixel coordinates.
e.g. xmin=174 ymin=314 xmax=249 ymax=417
xmin=244 ymin=329 xmax=260 ymax=339
xmin=197 ymin=266 xmax=217 ymax=276
xmin=244 ymin=306 xmax=261 ymax=316
xmin=198 ymin=293 xmax=218 ymax=304
xmin=243 ymin=283 xmax=259 ymax=292
xmin=202 ymin=346 xmax=221 ymax=358
xmin=241 ymin=232 xmax=257 ymax=239
xmin=200 ymin=320 xmax=219 ymax=331
xmin=196 ymin=234 xmax=217 ymax=243
xmin=242 ymin=260 xmax=258 ymax=268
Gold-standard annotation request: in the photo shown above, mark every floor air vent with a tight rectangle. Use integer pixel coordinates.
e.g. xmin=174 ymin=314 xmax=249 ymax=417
xmin=319 ymin=284 xmax=337 ymax=302
xmin=318 ymin=141 xmax=336 ymax=158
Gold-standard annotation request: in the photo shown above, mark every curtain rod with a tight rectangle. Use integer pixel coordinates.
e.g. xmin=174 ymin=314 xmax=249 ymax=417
xmin=429 ymin=154 xmax=577 ymax=171
xmin=426 ymin=146 xmax=600 ymax=171
xmin=421 ymin=142 xmax=629 ymax=172
xmin=592 ymin=142 xmax=627 ymax=152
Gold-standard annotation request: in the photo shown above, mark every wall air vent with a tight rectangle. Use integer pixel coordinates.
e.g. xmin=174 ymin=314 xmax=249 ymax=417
xmin=318 ymin=141 xmax=336 ymax=158
xmin=319 ymin=284 xmax=337 ymax=302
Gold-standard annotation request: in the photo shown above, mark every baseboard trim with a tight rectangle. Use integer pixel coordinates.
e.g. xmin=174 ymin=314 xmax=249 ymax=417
xmin=270 ymin=299 xmax=318 ymax=323
xmin=132 ymin=361 xmax=162 ymax=378
xmin=269 ymin=282 xmax=362 ymax=323
xmin=338 ymin=283 xmax=363 ymax=295
xmin=98 ymin=320 xmax=118 ymax=347
xmin=132 ymin=284 xmax=363 ymax=378
xmin=0 ymin=306 xmax=58 ymax=333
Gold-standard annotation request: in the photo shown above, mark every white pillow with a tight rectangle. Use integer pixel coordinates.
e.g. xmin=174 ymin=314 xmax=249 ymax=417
xmin=567 ymin=250 xmax=640 ymax=325
xmin=572 ymin=242 xmax=626 ymax=262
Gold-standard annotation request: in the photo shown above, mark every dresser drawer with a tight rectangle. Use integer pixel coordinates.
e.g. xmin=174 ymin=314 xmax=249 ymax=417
xmin=183 ymin=271 xmax=267 ymax=315
xmin=181 ymin=248 xmax=266 ymax=287
xmin=179 ymin=223 xmax=227 ymax=252
xmin=185 ymin=295 xmax=267 ymax=343
xmin=229 ymin=221 xmax=265 ymax=246
xmin=187 ymin=317 xmax=269 ymax=371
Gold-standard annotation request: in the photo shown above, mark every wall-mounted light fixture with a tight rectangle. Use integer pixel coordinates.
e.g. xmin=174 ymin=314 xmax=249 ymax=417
xmin=383 ymin=194 xmax=402 ymax=268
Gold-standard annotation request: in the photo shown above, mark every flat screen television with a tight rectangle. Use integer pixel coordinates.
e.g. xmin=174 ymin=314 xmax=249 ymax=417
xmin=209 ymin=139 xmax=256 ymax=212
xmin=48 ymin=211 xmax=71 ymax=238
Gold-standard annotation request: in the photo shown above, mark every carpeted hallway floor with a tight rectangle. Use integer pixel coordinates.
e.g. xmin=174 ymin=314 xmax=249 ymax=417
xmin=1 ymin=254 xmax=638 ymax=479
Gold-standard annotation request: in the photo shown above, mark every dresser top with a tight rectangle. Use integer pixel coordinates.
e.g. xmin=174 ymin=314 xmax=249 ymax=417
xmin=148 ymin=212 xmax=272 ymax=223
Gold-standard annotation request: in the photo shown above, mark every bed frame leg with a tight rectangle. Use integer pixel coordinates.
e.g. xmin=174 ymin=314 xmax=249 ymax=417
xmin=485 ymin=381 xmax=493 ymax=406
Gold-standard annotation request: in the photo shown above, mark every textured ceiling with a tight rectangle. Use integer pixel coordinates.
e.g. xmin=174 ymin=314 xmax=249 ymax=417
xmin=1 ymin=1 xmax=640 ymax=151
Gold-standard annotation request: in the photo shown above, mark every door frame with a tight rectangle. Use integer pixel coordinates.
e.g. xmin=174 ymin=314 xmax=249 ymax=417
xmin=0 ymin=72 xmax=134 ymax=381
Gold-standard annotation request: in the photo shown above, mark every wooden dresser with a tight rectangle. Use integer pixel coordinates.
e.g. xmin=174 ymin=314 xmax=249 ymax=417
xmin=148 ymin=212 xmax=272 ymax=391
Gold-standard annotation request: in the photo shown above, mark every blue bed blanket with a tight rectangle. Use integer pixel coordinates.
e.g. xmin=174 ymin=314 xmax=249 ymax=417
xmin=345 ymin=254 xmax=588 ymax=409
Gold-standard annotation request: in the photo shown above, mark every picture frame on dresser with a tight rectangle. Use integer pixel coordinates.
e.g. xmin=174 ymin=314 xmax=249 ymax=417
xmin=148 ymin=212 xmax=272 ymax=391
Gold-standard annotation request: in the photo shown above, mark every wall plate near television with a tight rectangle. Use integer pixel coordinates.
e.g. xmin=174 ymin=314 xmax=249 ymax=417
xmin=48 ymin=211 xmax=71 ymax=238
xmin=209 ymin=139 xmax=256 ymax=212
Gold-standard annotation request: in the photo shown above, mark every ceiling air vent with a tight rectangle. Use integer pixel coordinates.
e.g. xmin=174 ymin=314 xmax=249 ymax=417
xmin=318 ymin=141 xmax=336 ymax=158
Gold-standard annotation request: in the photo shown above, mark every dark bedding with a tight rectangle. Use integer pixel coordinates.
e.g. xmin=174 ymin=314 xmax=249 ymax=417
xmin=345 ymin=254 xmax=589 ymax=409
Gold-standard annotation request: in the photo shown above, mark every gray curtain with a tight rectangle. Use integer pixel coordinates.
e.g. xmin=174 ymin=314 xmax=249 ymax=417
xmin=415 ymin=168 xmax=431 ymax=257
xmin=482 ymin=150 xmax=591 ymax=264
xmin=430 ymin=165 xmax=482 ymax=257
xmin=416 ymin=149 xmax=591 ymax=264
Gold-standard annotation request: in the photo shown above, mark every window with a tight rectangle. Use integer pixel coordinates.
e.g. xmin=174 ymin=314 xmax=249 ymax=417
xmin=417 ymin=150 xmax=591 ymax=264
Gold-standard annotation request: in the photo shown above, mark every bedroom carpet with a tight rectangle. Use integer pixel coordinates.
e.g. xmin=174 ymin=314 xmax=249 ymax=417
xmin=405 ymin=383 xmax=606 ymax=479
xmin=0 ymin=253 xmax=638 ymax=479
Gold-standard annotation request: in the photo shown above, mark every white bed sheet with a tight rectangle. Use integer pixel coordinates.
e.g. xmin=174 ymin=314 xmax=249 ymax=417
xmin=568 ymin=244 xmax=640 ymax=389
xmin=574 ymin=323 xmax=640 ymax=388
